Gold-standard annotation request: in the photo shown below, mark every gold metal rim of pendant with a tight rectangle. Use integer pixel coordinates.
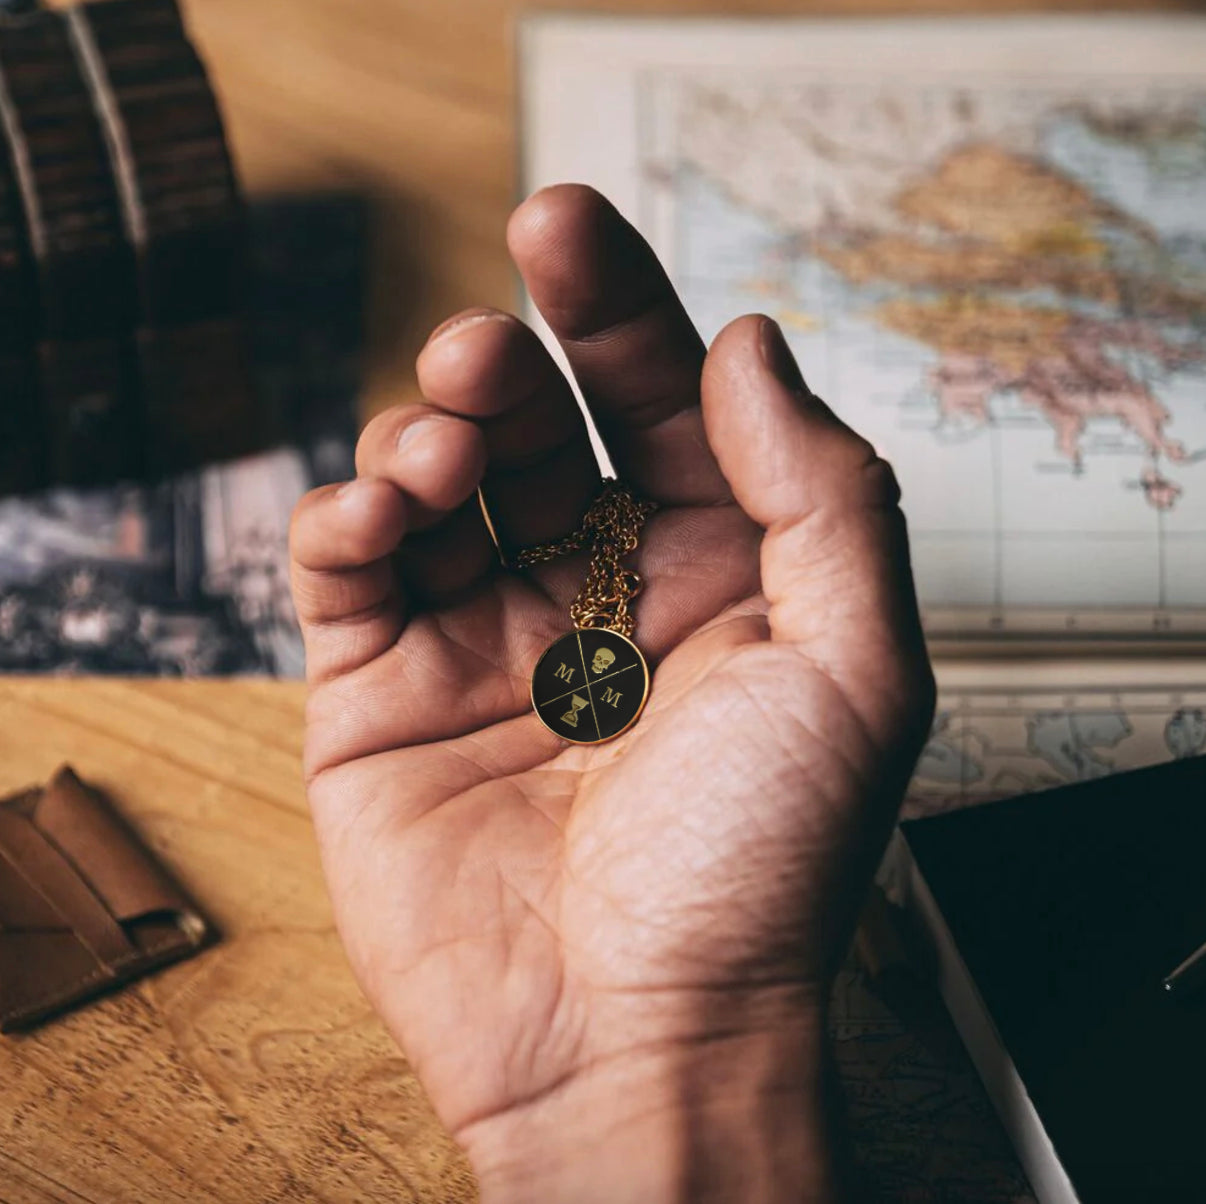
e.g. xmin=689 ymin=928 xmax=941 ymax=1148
xmin=530 ymin=629 xmax=651 ymax=746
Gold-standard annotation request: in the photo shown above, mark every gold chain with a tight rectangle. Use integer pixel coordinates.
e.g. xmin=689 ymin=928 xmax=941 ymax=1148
xmin=514 ymin=479 xmax=656 ymax=638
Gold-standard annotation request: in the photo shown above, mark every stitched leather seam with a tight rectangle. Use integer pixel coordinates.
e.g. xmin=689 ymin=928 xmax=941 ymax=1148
xmin=1 ymin=933 xmax=190 ymax=1025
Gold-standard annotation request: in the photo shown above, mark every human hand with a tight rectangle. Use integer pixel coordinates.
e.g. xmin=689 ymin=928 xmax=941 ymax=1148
xmin=289 ymin=186 xmax=934 ymax=1203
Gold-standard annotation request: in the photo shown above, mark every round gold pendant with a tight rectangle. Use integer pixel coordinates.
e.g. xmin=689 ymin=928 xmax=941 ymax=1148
xmin=531 ymin=629 xmax=650 ymax=745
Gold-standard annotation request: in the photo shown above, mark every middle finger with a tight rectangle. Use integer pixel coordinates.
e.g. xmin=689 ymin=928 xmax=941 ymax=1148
xmin=507 ymin=184 xmax=733 ymax=508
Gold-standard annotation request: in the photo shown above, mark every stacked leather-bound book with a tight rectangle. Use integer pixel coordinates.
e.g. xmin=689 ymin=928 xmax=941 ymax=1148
xmin=0 ymin=0 xmax=257 ymax=494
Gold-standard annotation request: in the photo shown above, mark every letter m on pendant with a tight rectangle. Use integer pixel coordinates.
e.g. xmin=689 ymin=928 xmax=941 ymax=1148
xmin=555 ymin=663 xmax=576 ymax=684
xmin=601 ymin=687 xmax=623 ymax=708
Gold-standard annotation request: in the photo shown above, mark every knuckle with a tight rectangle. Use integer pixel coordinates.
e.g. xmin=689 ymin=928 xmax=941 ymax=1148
xmin=856 ymin=453 xmax=902 ymax=510
xmin=288 ymin=486 xmax=331 ymax=552
xmin=359 ymin=406 xmax=401 ymax=444
xmin=339 ymin=521 xmax=389 ymax=567
xmin=355 ymin=405 xmax=412 ymax=471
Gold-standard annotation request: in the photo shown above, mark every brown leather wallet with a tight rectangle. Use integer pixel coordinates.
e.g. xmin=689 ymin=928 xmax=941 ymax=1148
xmin=0 ymin=766 xmax=215 ymax=1033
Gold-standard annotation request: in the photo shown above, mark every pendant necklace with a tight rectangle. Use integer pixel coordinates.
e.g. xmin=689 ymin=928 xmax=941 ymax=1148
xmin=515 ymin=480 xmax=656 ymax=745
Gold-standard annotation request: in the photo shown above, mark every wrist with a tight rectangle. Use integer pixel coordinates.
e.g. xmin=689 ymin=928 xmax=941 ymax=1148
xmin=459 ymin=995 xmax=849 ymax=1204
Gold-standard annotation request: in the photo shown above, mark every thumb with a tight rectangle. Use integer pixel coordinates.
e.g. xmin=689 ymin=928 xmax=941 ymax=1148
xmin=701 ymin=315 xmax=932 ymax=739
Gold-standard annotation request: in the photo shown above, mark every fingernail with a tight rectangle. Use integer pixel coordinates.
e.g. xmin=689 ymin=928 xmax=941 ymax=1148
xmin=396 ymin=415 xmax=444 ymax=454
xmin=335 ymin=478 xmax=366 ymax=501
xmin=425 ymin=310 xmax=505 ymax=347
xmin=758 ymin=318 xmax=809 ymax=394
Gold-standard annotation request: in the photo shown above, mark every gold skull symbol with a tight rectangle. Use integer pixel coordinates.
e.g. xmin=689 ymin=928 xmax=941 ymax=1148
xmin=591 ymin=647 xmax=616 ymax=675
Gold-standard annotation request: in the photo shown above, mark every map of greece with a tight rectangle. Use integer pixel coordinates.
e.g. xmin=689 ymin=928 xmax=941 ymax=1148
xmin=643 ymin=77 xmax=1206 ymax=627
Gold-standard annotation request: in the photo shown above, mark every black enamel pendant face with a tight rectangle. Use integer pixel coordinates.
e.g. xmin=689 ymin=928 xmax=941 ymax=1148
xmin=531 ymin=629 xmax=650 ymax=745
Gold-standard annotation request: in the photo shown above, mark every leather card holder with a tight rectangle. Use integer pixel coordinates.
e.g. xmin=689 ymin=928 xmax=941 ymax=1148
xmin=0 ymin=765 xmax=215 ymax=1033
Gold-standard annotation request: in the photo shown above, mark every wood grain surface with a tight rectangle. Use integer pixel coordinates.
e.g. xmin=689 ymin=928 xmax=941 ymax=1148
xmin=0 ymin=681 xmax=474 ymax=1202
xmin=7 ymin=0 xmax=1201 ymax=1200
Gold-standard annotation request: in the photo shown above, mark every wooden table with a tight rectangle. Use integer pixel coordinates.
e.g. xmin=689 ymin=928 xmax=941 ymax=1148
xmin=5 ymin=0 xmax=1192 ymax=1199
xmin=0 ymin=680 xmax=475 ymax=1201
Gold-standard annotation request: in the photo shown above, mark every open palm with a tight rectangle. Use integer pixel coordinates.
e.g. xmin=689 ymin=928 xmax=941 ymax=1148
xmin=290 ymin=187 xmax=934 ymax=1195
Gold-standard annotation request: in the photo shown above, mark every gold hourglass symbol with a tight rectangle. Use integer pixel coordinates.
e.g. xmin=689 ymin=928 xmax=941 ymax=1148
xmin=561 ymin=694 xmax=589 ymax=728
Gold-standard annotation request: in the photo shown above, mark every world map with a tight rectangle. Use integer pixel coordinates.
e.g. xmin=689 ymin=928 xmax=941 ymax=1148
xmin=645 ymin=77 xmax=1206 ymax=629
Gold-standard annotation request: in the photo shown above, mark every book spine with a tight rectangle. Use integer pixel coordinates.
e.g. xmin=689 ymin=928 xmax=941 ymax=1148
xmin=0 ymin=7 xmax=144 ymax=488
xmin=70 ymin=0 xmax=259 ymax=479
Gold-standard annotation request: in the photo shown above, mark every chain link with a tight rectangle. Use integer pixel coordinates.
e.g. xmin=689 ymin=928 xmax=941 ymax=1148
xmin=514 ymin=479 xmax=656 ymax=639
